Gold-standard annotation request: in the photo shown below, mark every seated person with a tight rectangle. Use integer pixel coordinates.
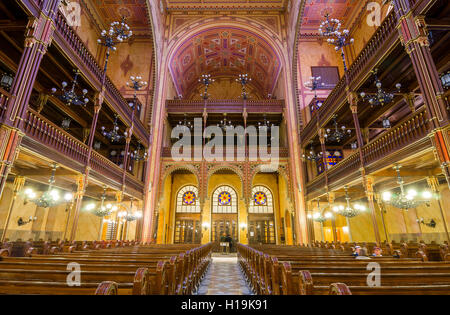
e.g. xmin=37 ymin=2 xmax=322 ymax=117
xmin=355 ymin=247 xmax=371 ymax=259
xmin=372 ymin=247 xmax=383 ymax=257
xmin=352 ymin=245 xmax=361 ymax=257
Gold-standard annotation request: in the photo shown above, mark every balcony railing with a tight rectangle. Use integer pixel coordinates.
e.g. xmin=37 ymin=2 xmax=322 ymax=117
xmin=301 ymin=11 xmax=400 ymax=144
xmin=162 ymin=146 xmax=289 ymax=160
xmin=22 ymin=109 xmax=144 ymax=197
xmin=0 ymin=88 xmax=10 ymax=118
xmin=166 ymin=99 xmax=285 ymax=113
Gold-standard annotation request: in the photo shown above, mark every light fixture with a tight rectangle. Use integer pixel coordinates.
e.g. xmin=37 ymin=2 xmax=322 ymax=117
xmin=240 ymin=223 xmax=248 ymax=231
xmin=17 ymin=216 xmax=37 ymax=226
xmin=319 ymin=13 xmax=354 ymax=71
xmin=176 ymin=113 xmax=194 ymax=131
xmin=86 ymin=186 xmax=115 ymax=217
xmin=351 ymin=141 xmax=358 ymax=150
xmin=23 ymin=164 xmax=70 ymax=208
xmin=324 ymin=115 xmax=352 ymax=143
xmin=382 ymin=165 xmax=435 ymax=210
xmin=199 ymin=74 xmax=214 ymax=100
xmin=102 ymin=115 xmax=124 ymax=143
xmin=304 ymin=76 xmax=324 ymax=112
xmin=97 ymin=17 xmax=132 ymax=55
xmin=0 ymin=73 xmax=14 ymax=91
xmin=359 ymin=69 xmax=401 ymax=107
xmin=61 ymin=117 xmax=71 ymax=130
xmin=302 ymin=141 xmax=321 ymax=162
xmin=236 ymin=74 xmax=252 ymax=100
xmin=217 ymin=113 xmax=234 ymax=132
xmin=382 ymin=117 xmax=391 ymax=129
xmin=311 ymin=199 xmax=327 ymax=223
xmin=416 ymin=218 xmax=436 ymax=228
xmin=131 ymin=142 xmax=148 ymax=162
xmin=202 ymin=222 xmax=210 ymax=230
xmin=126 ymin=75 xmax=147 ymax=113
xmin=94 ymin=141 xmax=101 ymax=151
xmin=51 ymin=69 xmax=89 ymax=106
xmin=258 ymin=114 xmax=274 ymax=130
xmin=440 ymin=71 xmax=450 ymax=89
xmin=118 ymin=199 xmax=143 ymax=222
xmin=332 ymin=186 xmax=366 ymax=218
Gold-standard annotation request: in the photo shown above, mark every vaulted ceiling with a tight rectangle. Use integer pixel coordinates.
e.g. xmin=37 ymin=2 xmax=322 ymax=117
xmin=300 ymin=0 xmax=362 ymax=34
xmin=169 ymin=27 xmax=282 ymax=99
xmin=165 ymin=0 xmax=287 ymax=11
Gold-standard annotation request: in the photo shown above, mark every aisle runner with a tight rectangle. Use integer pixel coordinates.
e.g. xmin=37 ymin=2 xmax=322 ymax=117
xmin=197 ymin=255 xmax=253 ymax=295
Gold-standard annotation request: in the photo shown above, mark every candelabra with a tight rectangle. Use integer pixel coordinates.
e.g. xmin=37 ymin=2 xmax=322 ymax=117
xmin=359 ymin=69 xmax=402 ymax=107
xmin=258 ymin=114 xmax=273 ymax=129
xmin=236 ymin=74 xmax=252 ymax=100
xmin=324 ymin=116 xmax=351 ymax=143
xmin=102 ymin=115 xmax=125 ymax=143
xmin=199 ymin=74 xmax=214 ymax=100
xmin=332 ymin=186 xmax=366 ymax=218
xmin=126 ymin=75 xmax=147 ymax=114
xmin=176 ymin=114 xmax=194 ymax=131
xmin=305 ymin=76 xmax=324 ymax=112
xmin=382 ymin=165 xmax=435 ymax=210
xmin=51 ymin=70 xmax=89 ymax=106
xmin=302 ymin=141 xmax=321 ymax=162
xmin=131 ymin=143 xmax=148 ymax=162
xmin=217 ymin=114 xmax=234 ymax=132
xmin=319 ymin=13 xmax=354 ymax=72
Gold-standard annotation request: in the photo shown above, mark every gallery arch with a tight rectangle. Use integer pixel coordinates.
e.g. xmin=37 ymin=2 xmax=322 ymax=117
xmin=248 ymin=186 xmax=276 ymax=244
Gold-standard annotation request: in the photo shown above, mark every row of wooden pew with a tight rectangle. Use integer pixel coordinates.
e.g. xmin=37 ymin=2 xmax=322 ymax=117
xmin=0 ymin=241 xmax=212 ymax=295
xmin=302 ymin=240 xmax=449 ymax=261
xmin=237 ymin=243 xmax=450 ymax=295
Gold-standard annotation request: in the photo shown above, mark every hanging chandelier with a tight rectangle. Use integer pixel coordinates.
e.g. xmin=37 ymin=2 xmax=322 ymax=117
xmin=359 ymin=69 xmax=401 ymax=107
xmin=85 ymin=187 xmax=118 ymax=217
xmin=303 ymin=141 xmax=321 ymax=162
xmin=23 ymin=164 xmax=74 ymax=208
xmin=324 ymin=116 xmax=352 ymax=143
xmin=382 ymin=165 xmax=435 ymax=210
xmin=199 ymin=74 xmax=214 ymax=100
xmin=258 ymin=114 xmax=274 ymax=130
xmin=51 ymin=69 xmax=89 ymax=106
xmin=126 ymin=75 xmax=147 ymax=113
xmin=217 ymin=114 xmax=234 ymax=132
xmin=304 ymin=76 xmax=324 ymax=112
xmin=236 ymin=74 xmax=252 ymax=100
xmin=307 ymin=199 xmax=328 ymax=223
xmin=102 ymin=115 xmax=124 ymax=143
xmin=131 ymin=142 xmax=148 ymax=162
xmin=97 ymin=17 xmax=132 ymax=53
xmin=176 ymin=113 xmax=194 ymax=131
xmin=117 ymin=199 xmax=143 ymax=222
xmin=319 ymin=13 xmax=354 ymax=71
xmin=333 ymin=186 xmax=366 ymax=218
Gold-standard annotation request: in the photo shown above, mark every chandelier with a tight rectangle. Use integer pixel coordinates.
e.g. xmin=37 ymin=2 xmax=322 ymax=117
xmin=117 ymin=199 xmax=143 ymax=222
xmin=333 ymin=186 xmax=366 ymax=218
xmin=97 ymin=17 xmax=132 ymax=53
xmin=258 ymin=114 xmax=274 ymax=129
xmin=319 ymin=13 xmax=354 ymax=71
xmin=131 ymin=142 xmax=148 ymax=162
xmin=303 ymin=141 xmax=321 ymax=162
xmin=324 ymin=116 xmax=351 ymax=143
xmin=23 ymin=164 xmax=74 ymax=208
xmin=217 ymin=114 xmax=234 ymax=132
xmin=236 ymin=74 xmax=252 ymax=100
xmin=304 ymin=76 xmax=324 ymax=112
xmin=102 ymin=115 xmax=124 ymax=143
xmin=307 ymin=199 xmax=328 ymax=223
xmin=85 ymin=187 xmax=118 ymax=217
xmin=176 ymin=114 xmax=194 ymax=131
xmin=199 ymin=74 xmax=214 ymax=100
xmin=51 ymin=70 xmax=89 ymax=106
xmin=126 ymin=75 xmax=147 ymax=113
xmin=382 ymin=165 xmax=435 ymax=210
xmin=359 ymin=69 xmax=401 ymax=107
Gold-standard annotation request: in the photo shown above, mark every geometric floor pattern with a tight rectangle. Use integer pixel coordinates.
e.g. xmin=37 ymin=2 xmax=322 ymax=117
xmin=196 ymin=254 xmax=254 ymax=295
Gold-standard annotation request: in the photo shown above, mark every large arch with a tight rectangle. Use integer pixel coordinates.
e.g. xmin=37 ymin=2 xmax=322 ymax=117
xmin=142 ymin=16 xmax=309 ymax=244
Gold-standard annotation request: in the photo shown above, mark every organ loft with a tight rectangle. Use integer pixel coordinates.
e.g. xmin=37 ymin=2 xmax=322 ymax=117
xmin=0 ymin=0 xmax=448 ymax=296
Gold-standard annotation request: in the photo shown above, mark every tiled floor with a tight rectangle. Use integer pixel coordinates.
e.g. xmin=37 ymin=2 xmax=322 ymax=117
xmin=196 ymin=254 xmax=254 ymax=295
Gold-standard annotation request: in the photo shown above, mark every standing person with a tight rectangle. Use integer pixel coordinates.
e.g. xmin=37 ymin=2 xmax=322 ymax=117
xmin=225 ymin=234 xmax=232 ymax=253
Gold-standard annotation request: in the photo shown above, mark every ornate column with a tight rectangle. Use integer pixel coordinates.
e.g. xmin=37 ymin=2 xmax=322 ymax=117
xmin=0 ymin=176 xmax=25 ymax=242
xmin=0 ymin=0 xmax=61 ymax=200
xmin=392 ymin=0 xmax=450 ymax=186
xmin=364 ymin=176 xmax=382 ymax=244
xmin=69 ymin=175 xmax=86 ymax=241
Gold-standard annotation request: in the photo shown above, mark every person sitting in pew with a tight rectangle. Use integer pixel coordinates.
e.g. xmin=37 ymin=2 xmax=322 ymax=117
xmin=353 ymin=247 xmax=371 ymax=259
xmin=372 ymin=247 xmax=383 ymax=257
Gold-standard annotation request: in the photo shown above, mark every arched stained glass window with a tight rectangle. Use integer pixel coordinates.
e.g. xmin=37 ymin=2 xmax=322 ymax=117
xmin=176 ymin=185 xmax=200 ymax=213
xmin=249 ymin=186 xmax=274 ymax=214
xmin=212 ymin=186 xmax=237 ymax=213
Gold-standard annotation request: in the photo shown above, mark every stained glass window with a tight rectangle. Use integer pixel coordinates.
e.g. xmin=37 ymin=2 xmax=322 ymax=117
xmin=176 ymin=185 xmax=200 ymax=213
xmin=249 ymin=186 xmax=273 ymax=214
xmin=212 ymin=186 xmax=237 ymax=213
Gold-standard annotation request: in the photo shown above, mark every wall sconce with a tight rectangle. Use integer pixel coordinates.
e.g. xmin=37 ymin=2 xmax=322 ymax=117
xmin=416 ymin=218 xmax=436 ymax=228
xmin=1 ymin=73 xmax=14 ymax=91
xmin=240 ymin=223 xmax=247 ymax=231
xmin=18 ymin=216 xmax=37 ymax=226
xmin=202 ymin=222 xmax=210 ymax=231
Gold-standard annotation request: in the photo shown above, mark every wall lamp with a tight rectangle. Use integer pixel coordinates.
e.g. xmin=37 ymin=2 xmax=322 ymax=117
xmin=240 ymin=223 xmax=247 ymax=231
xmin=416 ymin=218 xmax=436 ymax=228
xmin=202 ymin=222 xmax=210 ymax=231
xmin=18 ymin=216 xmax=37 ymax=226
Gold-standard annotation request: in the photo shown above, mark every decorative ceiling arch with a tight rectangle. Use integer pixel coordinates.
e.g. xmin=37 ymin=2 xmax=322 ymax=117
xmin=169 ymin=26 xmax=282 ymax=99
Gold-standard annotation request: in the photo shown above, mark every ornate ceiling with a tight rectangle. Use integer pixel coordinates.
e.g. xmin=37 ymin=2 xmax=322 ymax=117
xmin=165 ymin=0 xmax=287 ymax=11
xmin=82 ymin=0 xmax=152 ymax=37
xmin=169 ymin=27 xmax=281 ymax=99
xmin=300 ymin=0 xmax=361 ymax=34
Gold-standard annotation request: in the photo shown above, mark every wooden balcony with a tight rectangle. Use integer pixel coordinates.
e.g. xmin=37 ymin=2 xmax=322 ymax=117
xmin=306 ymin=107 xmax=433 ymax=199
xmin=166 ymin=99 xmax=285 ymax=114
xmin=20 ymin=108 xmax=144 ymax=199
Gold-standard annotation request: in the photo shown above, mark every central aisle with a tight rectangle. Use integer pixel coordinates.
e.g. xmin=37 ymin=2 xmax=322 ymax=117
xmin=197 ymin=254 xmax=254 ymax=295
